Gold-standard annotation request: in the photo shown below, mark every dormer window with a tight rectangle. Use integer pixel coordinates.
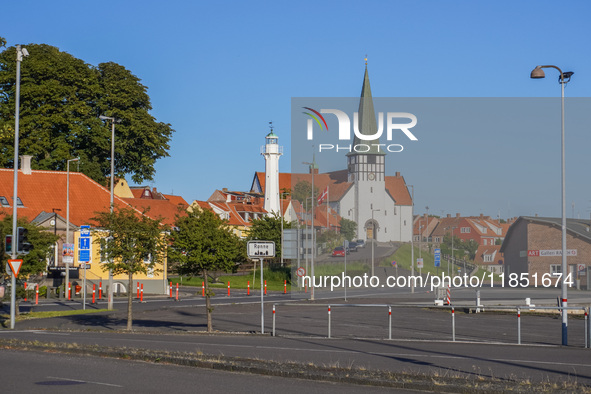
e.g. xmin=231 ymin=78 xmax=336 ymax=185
xmin=15 ymin=197 xmax=24 ymax=207
xmin=0 ymin=196 xmax=9 ymax=207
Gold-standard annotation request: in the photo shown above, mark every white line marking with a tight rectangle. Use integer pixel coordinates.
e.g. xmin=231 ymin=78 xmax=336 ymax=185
xmin=46 ymin=376 xmax=123 ymax=387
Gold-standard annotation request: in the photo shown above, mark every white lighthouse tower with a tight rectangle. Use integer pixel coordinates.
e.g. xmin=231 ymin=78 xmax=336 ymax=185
xmin=261 ymin=124 xmax=283 ymax=215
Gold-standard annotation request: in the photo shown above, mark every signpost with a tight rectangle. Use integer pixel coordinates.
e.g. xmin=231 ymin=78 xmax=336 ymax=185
xmin=344 ymin=240 xmax=349 ymax=301
xmin=247 ymin=241 xmax=275 ymax=334
xmin=417 ymin=257 xmax=424 ymax=277
xmin=79 ymin=225 xmax=91 ymax=309
xmin=434 ymin=248 xmax=441 ymax=276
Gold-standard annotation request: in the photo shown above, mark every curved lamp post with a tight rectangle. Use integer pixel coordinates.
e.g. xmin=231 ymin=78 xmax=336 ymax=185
xmin=530 ymin=65 xmax=574 ymax=346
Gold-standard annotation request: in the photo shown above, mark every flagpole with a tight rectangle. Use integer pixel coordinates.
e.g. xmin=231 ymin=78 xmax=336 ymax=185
xmin=326 ymin=187 xmax=329 ymax=230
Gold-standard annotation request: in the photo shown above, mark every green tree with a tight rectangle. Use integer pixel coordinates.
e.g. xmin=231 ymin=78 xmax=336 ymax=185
xmin=339 ymin=218 xmax=357 ymax=241
xmin=292 ymin=181 xmax=318 ymax=207
xmin=0 ymin=43 xmax=173 ymax=184
xmin=92 ymin=207 xmax=167 ymax=331
xmin=248 ymin=214 xmax=291 ymax=264
xmin=169 ymin=209 xmax=245 ymax=332
xmin=0 ymin=215 xmax=58 ymax=277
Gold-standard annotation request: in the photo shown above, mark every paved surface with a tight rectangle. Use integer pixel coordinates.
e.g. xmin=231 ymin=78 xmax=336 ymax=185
xmin=2 ymin=285 xmax=591 ymax=388
xmin=0 ymin=348 xmax=404 ymax=394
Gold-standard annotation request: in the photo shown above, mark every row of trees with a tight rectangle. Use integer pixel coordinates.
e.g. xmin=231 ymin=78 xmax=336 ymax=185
xmin=1 ymin=208 xmax=291 ymax=332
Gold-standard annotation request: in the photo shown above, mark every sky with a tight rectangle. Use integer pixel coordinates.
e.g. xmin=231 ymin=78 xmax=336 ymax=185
xmin=2 ymin=0 xmax=591 ymax=220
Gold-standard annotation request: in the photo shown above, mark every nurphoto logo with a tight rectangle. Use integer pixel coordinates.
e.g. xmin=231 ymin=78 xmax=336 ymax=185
xmin=302 ymin=106 xmax=418 ymax=153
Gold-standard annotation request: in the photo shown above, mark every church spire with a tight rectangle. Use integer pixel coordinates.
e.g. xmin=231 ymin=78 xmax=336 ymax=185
xmin=350 ymin=64 xmax=384 ymax=155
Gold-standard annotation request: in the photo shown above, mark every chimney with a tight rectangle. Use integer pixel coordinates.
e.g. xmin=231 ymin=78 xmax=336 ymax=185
xmin=20 ymin=155 xmax=32 ymax=175
xmin=395 ymin=171 xmax=400 ymax=177
xmin=480 ymin=213 xmax=484 ymax=219
xmin=447 ymin=214 xmax=451 ymax=218
xmin=222 ymin=188 xmax=228 ymax=192
xmin=456 ymin=213 xmax=461 ymax=218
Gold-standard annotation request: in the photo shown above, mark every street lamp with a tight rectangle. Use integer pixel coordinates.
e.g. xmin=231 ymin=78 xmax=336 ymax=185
xmin=52 ymin=208 xmax=62 ymax=267
xmin=531 ymin=65 xmax=573 ymax=346
xmin=408 ymin=185 xmax=414 ymax=294
xmin=280 ymin=191 xmax=290 ymax=267
xmin=446 ymin=226 xmax=457 ymax=276
xmin=10 ymin=44 xmax=29 ymax=329
xmin=99 ymin=115 xmax=119 ymax=310
xmin=65 ymin=158 xmax=79 ymax=299
xmin=371 ymin=209 xmax=380 ymax=277
xmin=302 ymin=160 xmax=316 ymax=300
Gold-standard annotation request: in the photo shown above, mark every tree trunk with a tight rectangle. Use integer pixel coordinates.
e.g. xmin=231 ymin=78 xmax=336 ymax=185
xmin=204 ymin=269 xmax=212 ymax=332
xmin=127 ymin=273 xmax=133 ymax=331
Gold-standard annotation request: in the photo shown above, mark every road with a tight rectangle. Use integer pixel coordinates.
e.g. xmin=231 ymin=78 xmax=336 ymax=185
xmin=0 ymin=348 xmax=403 ymax=394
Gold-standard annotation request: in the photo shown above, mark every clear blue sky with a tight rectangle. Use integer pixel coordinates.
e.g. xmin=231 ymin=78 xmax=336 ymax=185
xmin=3 ymin=0 xmax=590 ymax=219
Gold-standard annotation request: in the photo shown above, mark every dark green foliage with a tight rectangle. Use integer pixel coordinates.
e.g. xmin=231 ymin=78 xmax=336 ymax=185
xmin=0 ymin=44 xmax=173 ymax=184
xmin=247 ymin=214 xmax=291 ymax=263
xmin=0 ymin=214 xmax=58 ymax=278
xmin=339 ymin=218 xmax=357 ymax=241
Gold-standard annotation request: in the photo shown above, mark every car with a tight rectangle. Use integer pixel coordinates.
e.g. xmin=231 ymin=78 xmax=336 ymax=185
xmin=332 ymin=246 xmax=348 ymax=257
xmin=347 ymin=241 xmax=358 ymax=252
xmin=355 ymin=239 xmax=366 ymax=248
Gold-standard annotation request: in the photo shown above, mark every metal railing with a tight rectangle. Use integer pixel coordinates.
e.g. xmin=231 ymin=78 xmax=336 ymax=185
xmin=271 ymin=303 xmax=591 ymax=348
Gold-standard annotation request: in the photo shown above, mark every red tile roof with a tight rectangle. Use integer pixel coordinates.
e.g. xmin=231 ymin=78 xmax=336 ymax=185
xmin=0 ymin=169 xmax=140 ymax=227
xmin=254 ymin=171 xmax=411 ymax=206
xmin=123 ymin=198 xmax=187 ymax=226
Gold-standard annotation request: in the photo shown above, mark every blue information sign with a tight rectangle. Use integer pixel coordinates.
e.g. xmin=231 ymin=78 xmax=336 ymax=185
xmin=434 ymin=248 xmax=441 ymax=267
xmin=79 ymin=225 xmax=91 ymax=263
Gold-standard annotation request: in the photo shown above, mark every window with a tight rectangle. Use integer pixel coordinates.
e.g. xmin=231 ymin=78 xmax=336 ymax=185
xmin=550 ymin=264 xmax=562 ymax=276
xmin=484 ymin=254 xmax=493 ymax=262
xmin=0 ymin=196 xmax=9 ymax=207
xmin=15 ymin=197 xmax=24 ymax=207
xmin=461 ymin=227 xmax=471 ymax=233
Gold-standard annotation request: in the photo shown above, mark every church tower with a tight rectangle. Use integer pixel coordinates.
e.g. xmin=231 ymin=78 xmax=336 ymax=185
xmin=261 ymin=125 xmax=283 ymax=215
xmin=346 ymin=64 xmax=387 ymax=240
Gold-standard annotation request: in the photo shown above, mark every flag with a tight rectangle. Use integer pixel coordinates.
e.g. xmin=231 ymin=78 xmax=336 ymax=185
xmin=317 ymin=186 xmax=328 ymax=205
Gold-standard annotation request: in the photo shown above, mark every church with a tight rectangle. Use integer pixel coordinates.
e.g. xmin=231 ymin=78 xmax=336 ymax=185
xmin=252 ymin=65 xmax=413 ymax=243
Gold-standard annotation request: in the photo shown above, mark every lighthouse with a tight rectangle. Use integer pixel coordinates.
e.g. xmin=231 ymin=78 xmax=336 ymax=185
xmin=261 ymin=126 xmax=283 ymax=215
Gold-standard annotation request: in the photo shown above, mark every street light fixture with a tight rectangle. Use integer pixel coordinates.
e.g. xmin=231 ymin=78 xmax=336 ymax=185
xmin=371 ymin=209 xmax=380 ymax=277
xmin=65 ymin=158 xmax=79 ymax=299
xmin=302 ymin=160 xmax=316 ymax=300
xmin=10 ymin=44 xmax=29 ymax=329
xmin=530 ymin=64 xmax=573 ymax=346
xmin=99 ymin=115 xmax=119 ymax=310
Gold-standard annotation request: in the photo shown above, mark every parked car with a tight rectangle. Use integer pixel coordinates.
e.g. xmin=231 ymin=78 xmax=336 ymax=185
xmin=355 ymin=239 xmax=366 ymax=248
xmin=347 ymin=241 xmax=359 ymax=252
xmin=332 ymin=246 xmax=348 ymax=257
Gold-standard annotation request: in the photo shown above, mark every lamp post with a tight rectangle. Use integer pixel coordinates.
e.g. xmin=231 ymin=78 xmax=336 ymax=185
xmin=447 ymin=226 xmax=457 ymax=276
xmin=52 ymin=208 xmax=62 ymax=267
xmin=530 ymin=65 xmax=573 ymax=346
xmin=99 ymin=115 xmax=118 ymax=310
xmin=10 ymin=45 xmax=29 ymax=329
xmin=409 ymin=185 xmax=414 ymax=293
xmin=65 ymin=158 xmax=79 ymax=299
xmin=302 ymin=160 xmax=316 ymax=300
xmin=280 ymin=192 xmax=290 ymax=267
xmin=371 ymin=209 xmax=380 ymax=277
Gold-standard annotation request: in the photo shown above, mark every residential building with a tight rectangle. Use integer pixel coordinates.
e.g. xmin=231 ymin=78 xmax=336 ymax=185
xmin=500 ymin=216 xmax=591 ymax=288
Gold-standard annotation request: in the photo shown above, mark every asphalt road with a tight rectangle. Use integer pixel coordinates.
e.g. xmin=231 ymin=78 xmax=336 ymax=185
xmin=0 ymin=348 xmax=405 ymax=394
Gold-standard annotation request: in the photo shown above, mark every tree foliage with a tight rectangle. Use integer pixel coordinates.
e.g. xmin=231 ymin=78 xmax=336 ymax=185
xmin=0 ymin=214 xmax=58 ymax=278
xmin=292 ymin=181 xmax=318 ymax=207
xmin=247 ymin=214 xmax=291 ymax=264
xmin=92 ymin=207 xmax=167 ymax=330
xmin=169 ymin=208 xmax=245 ymax=332
xmin=0 ymin=43 xmax=173 ymax=184
xmin=339 ymin=218 xmax=357 ymax=242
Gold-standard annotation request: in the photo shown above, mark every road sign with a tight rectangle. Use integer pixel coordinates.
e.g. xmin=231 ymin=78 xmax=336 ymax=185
xmin=78 ymin=225 xmax=91 ymax=263
xmin=247 ymin=241 xmax=275 ymax=258
xmin=578 ymin=264 xmax=586 ymax=275
xmin=417 ymin=258 xmax=424 ymax=269
xmin=434 ymin=248 xmax=441 ymax=267
xmin=7 ymin=259 xmax=23 ymax=277
xmin=391 ymin=261 xmax=396 ymax=267
xmin=296 ymin=267 xmax=306 ymax=277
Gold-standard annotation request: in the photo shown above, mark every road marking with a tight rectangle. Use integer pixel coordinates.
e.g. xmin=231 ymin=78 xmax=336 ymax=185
xmin=46 ymin=376 xmax=123 ymax=387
